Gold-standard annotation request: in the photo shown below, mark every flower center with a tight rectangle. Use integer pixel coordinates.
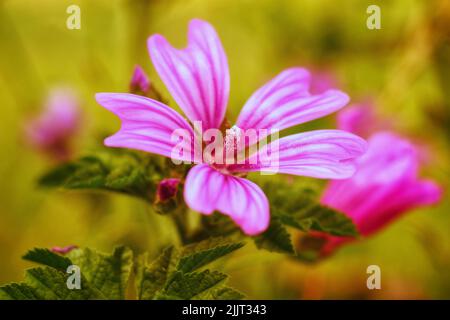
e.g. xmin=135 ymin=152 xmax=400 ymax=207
xmin=203 ymin=125 xmax=245 ymax=173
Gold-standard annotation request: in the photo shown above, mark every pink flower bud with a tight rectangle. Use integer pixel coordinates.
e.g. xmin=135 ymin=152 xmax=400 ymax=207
xmin=51 ymin=245 xmax=78 ymax=255
xmin=130 ymin=65 xmax=151 ymax=94
xmin=157 ymin=178 xmax=181 ymax=202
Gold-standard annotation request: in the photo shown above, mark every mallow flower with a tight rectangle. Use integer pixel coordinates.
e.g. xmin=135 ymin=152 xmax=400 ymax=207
xmin=313 ymin=107 xmax=442 ymax=255
xmin=96 ymin=19 xmax=367 ymax=235
xmin=26 ymin=88 xmax=81 ymax=161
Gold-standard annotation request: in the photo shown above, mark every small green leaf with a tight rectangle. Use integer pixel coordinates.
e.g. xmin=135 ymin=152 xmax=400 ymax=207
xmin=254 ymin=217 xmax=295 ymax=254
xmin=67 ymin=246 xmax=133 ymax=299
xmin=264 ymin=180 xmax=358 ymax=237
xmin=137 ymin=239 xmax=245 ymax=300
xmin=157 ymin=270 xmax=227 ymax=300
xmin=137 ymin=246 xmax=177 ymax=300
xmin=38 ymin=149 xmax=168 ymax=202
xmin=177 ymin=237 xmax=245 ymax=273
xmin=22 ymin=248 xmax=73 ymax=271
xmin=0 ymin=283 xmax=40 ymax=300
xmin=278 ymin=205 xmax=357 ymax=237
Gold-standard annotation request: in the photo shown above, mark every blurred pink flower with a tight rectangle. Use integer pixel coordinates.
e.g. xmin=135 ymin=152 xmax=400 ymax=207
xmin=337 ymin=104 xmax=377 ymax=138
xmin=129 ymin=65 xmax=151 ymax=94
xmin=339 ymin=103 xmax=436 ymax=166
xmin=309 ymin=70 xmax=339 ymax=95
xmin=51 ymin=245 xmax=78 ymax=255
xmin=317 ymin=132 xmax=442 ymax=255
xmin=26 ymin=88 xmax=81 ymax=161
xmin=96 ymin=19 xmax=367 ymax=235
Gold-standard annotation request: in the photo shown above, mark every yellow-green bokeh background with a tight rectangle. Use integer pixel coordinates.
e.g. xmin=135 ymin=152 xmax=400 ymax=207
xmin=1 ymin=0 xmax=449 ymax=299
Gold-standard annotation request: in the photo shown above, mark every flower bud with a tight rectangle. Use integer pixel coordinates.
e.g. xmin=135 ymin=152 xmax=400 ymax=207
xmin=157 ymin=178 xmax=181 ymax=202
xmin=129 ymin=65 xmax=150 ymax=95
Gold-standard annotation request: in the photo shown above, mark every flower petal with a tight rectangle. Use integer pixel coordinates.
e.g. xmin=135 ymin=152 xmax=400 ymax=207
xmin=184 ymin=164 xmax=270 ymax=235
xmin=236 ymin=68 xmax=349 ymax=132
xmin=229 ymin=130 xmax=367 ymax=179
xmin=96 ymin=93 xmax=195 ymax=162
xmin=356 ymin=179 xmax=442 ymax=235
xmin=148 ymin=19 xmax=229 ymax=130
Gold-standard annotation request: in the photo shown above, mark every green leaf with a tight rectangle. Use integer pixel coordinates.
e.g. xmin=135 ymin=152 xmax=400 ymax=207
xmin=206 ymin=287 xmax=245 ymax=300
xmin=67 ymin=246 xmax=133 ymax=300
xmin=157 ymin=270 xmax=227 ymax=300
xmin=38 ymin=149 xmax=169 ymax=202
xmin=264 ymin=181 xmax=358 ymax=237
xmin=1 ymin=247 xmax=131 ymax=300
xmin=1 ymin=243 xmax=245 ymax=300
xmin=22 ymin=248 xmax=73 ymax=271
xmin=177 ymin=237 xmax=245 ymax=273
xmin=0 ymin=283 xmax=40 ymax=300
xmin=137 ymin=238 xmax=245 ymax=300
xmin=136 ymin=246 xmax=177 ymax=300
xmin=278 ymin=204 xmax=357 ymax=237
xmin=1 ymin=247 xmax=139 ymax=300
xmin=0 ymin=267 xmax=104 ymax=300
xmin=24 ymin=267 xmax=104 ymax=300
xmin=254 ymin=217 xmax=295 ymax=254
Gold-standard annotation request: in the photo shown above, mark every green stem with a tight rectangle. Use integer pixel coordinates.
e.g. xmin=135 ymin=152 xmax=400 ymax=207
xmin=172 ymin=208 xmax=189 ymax=245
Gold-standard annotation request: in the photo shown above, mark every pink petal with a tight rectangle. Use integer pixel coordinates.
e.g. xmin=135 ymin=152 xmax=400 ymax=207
xmin=184 ymin=164 xmax=270 ymax=235
xmin=325 ymin=132 xmax=419 ymax=189
xmin=96 ymin=93 xmax=195 ymax=162
xmin=230 ymin=130 xmax=367 ymax=179
xmin=236 ymin=68 xmax=349 ymax=132
xmin=148 ymin=19 xmax=229 ymax=130
xmin=356 ymin=179 xmax=442 ymax=235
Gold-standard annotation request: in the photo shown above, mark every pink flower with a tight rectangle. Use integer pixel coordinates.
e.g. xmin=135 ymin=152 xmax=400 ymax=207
xmin=96 ymin=19 xmax=367 ymax=235
xmin=130 ymin=65 xmax=151 ymax=95
xmin=26 ymin=88 xmax=81 ymax=161
xmin=317 ymin=132 xmax=442 ymax=255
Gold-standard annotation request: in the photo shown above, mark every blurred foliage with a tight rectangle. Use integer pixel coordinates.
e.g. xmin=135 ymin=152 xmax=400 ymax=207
xmin=0 ymin=0 xmax=449 ymax=299
xmin=38 ymin=149 xmax=168 ymax=202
